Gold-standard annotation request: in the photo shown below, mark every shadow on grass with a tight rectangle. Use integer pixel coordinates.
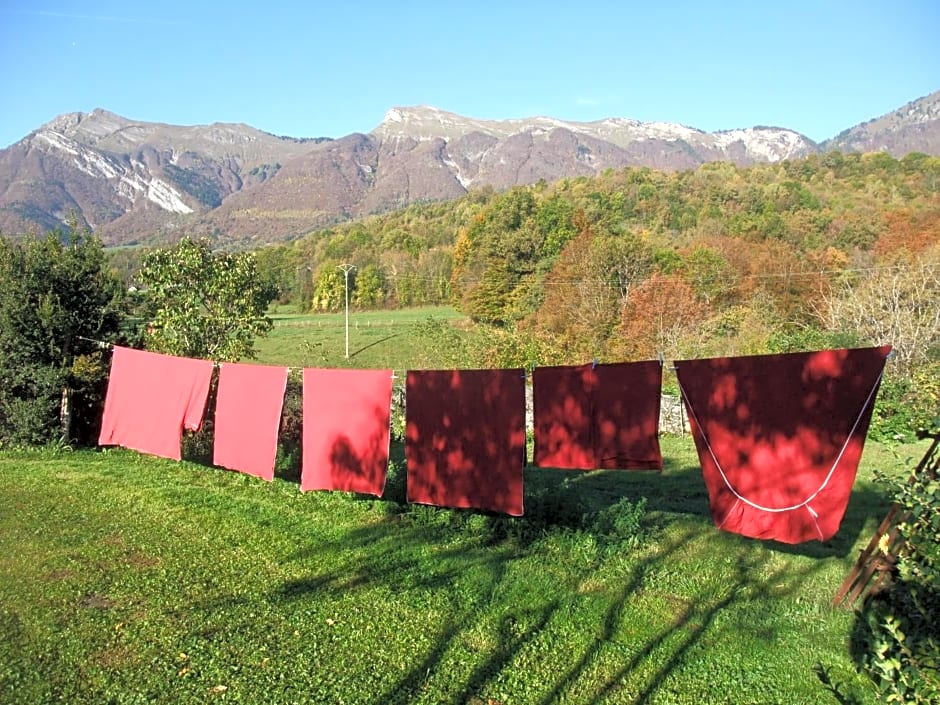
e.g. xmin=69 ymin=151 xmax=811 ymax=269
xmin=270 ymin=503 xmax=838 ymax=705
xmin=512 ymin=457 xmax=889 ymax=562
xmin=348 ymin=333 xmax=401 ymax=359
xmin=265 ymin=423 xmax=893 ymax=563
xmin=268 ymin=434 xmax=873 ymax=702
xmin=181 ymin=412 xmax=891 ymax=700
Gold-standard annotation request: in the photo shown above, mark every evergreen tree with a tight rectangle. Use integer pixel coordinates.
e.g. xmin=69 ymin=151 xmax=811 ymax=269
xmin=0 ymin=230 xmax=123 ymax=446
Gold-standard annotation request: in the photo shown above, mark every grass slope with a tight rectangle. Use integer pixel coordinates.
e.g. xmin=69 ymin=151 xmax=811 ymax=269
xmin=2 ymin=437 xmax=921 ymax=704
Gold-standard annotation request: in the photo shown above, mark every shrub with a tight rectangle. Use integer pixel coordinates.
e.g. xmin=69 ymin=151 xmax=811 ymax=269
xmin=871 ymin=366 xmax=940 ymax=442
xmin=853 ymin=438 xmax=940 ymax=703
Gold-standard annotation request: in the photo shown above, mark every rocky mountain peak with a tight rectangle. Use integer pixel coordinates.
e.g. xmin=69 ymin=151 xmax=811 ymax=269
xmin=373 ymin=105 xmax=813 ymax=163
xmin=2 ymin=91 xmax=938 ymax=245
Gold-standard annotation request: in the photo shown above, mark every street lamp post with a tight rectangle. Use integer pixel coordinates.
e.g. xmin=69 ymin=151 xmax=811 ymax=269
xmin=337 ymin=263 xmax=356 ymax=358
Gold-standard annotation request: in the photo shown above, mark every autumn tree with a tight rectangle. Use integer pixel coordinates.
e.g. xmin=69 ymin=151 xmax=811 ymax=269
xmin=614 ymin=272 xmax=711 ymax=361
xmin=452 ymin=188 xmax=543 ymax=323
xmin=352 ymin=263 xmax=387 ymax=308
xmin=311 ymin=263 xmax=346 ymax=312
xmin=532 ymin=228 xmax=619 ymax=361
xmin=821 ymin=245 xmax=940 ymax=372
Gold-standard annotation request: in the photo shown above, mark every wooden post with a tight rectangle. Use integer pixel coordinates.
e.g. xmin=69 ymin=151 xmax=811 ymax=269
xmin=59 ymin=386 xmax=73 ymax=444
xmin=833 ymin=434 xmax=939 ymax=607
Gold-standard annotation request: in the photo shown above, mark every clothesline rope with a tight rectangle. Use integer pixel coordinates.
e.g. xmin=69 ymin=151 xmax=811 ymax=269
xmin=77 ymin=337 xmax=400 ymax=377
xmin=675 ymin=366 xmax=886 ymax=514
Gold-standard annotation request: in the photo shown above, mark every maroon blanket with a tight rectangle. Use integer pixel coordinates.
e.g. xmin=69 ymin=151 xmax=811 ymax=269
xmin=406 ymin=369 xmax=526 ymax=515
xmin=674 ymin=346 xmax=891 ymax=544
xmin=533 ymin=361 xmax=663 ymax=470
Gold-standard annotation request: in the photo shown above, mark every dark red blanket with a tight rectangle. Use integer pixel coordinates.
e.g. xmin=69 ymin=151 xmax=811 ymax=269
xmin=674 ymin=346 xmax=891 ymax=544
xmin=406 ymin=368 xmax=526 ymax=516
xmin=533 ymin=361 xmax=663 ymax=470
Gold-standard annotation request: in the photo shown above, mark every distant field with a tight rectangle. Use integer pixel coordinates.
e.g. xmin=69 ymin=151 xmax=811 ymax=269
xmin=1 ymin=437 xmax=922 ymax=704
xmin=252 ymin=305 xmax=467 ymax=369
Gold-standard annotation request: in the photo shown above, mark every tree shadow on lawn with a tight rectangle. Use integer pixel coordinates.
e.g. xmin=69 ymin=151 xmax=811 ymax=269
xmin=347 ymin=333 xmax=401 ymax=359
xmin=526 ymin=414 xmax=896 ymax=555
xmin=270 ymin=511 xmax=834 ymax=705
xmin=271 ymin=427 xmax=891 ymax=564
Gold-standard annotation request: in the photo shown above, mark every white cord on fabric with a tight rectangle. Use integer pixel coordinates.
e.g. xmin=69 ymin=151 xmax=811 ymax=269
xmin=676 ymin=367 xmax=885 ymax=514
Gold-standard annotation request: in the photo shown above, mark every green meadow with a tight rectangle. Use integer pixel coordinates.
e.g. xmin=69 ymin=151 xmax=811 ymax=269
xmin=1 ymin=432 xmax=921 ymax=704
xmin=253 ymin=305 xmax=467 ymax=369
xmin=0 ymin=306 xmax=920 ymax=703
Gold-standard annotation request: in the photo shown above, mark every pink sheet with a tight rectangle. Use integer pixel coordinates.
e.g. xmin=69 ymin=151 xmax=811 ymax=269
xmin=98 ymin=346 xmax=214 ymax=461
xmin=301 ymin=368 xmax=394 ymax=496
xmin=213 ymin=362 xmax=288 ymax=481
xmin=533 ymin=361 xmax=663 ymax=470
xmin=406 ymin=369 xmax=526 ymax=516
xmin=675 ymin=346 xmax=891 ymax=544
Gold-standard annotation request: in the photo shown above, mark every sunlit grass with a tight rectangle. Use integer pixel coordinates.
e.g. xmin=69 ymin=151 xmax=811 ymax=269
xmin=252 ymin=305 xmax=466 ymax=369
xmin=2 ymin=436 xmax=922 ymax=703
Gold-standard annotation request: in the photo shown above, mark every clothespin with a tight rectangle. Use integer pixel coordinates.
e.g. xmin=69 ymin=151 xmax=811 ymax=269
xmin=592 ymin=358 xmax=598 ymax=369
xmin=657 ymin=351 xmax=665 ymax=367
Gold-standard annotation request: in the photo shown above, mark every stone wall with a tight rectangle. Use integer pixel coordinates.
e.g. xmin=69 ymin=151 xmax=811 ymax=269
xmin=523 ymin=384 xmax=688 ymax=435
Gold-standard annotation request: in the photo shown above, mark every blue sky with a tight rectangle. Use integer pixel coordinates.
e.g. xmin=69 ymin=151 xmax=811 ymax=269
xmin=1 ymin=1 xmax=938 ymax=149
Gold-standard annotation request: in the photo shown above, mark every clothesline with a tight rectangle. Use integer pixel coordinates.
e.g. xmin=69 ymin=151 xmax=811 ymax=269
xmin=94 ymin=344 xmax=891 ymax=544
xmin=79 ymin=336 xmax=895 ymax=393
xmin=77 ymin=335 xmax=684 ymax=381
xmin=77 ymin=336 xmax=401 ymax=377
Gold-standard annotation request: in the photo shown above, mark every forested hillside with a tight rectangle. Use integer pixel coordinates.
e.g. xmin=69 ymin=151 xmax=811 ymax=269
xmin=111 ymin=150 xmax=940 ymax=435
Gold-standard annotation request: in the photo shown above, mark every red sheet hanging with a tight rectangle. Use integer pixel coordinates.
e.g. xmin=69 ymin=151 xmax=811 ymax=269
xmin=533 ymin=361 xmax=663 ymax=470
xmin=301 ymin=368 xmax=394 ymax=497
xmin=98 ymin=346 xmax=214 ymax=461
xmin=213 ymin=362 xmax=288 ymax=482
xmin=674 ymin=346 xmax=891 ymax=544
xmin=406 ymin=368 xmax=526 ymax=516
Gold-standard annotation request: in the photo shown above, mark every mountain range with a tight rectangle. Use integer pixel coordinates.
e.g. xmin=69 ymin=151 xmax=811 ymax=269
xmin=1 ymin=90 xmax=938 ymax=246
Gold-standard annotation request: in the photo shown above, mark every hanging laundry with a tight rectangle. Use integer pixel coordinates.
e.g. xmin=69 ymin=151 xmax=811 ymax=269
xmin=98 ymin=346 xmax=214 ymax=461
xmin=213 ymin=362 xmax=288 ymax=482
xmin=406 ymin=368 xmax=526 ymax=516
xmin=301 ymin=368 xmax=394 ymax=497
xmin=533 ymin=361 xmax=663 ymax=470
xmin=674 ymin=346 xmax=891 ymax=544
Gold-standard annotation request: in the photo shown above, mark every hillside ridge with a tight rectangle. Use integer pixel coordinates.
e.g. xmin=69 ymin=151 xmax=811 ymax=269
xmin=0 ymin=90 xmax=937 ymax=245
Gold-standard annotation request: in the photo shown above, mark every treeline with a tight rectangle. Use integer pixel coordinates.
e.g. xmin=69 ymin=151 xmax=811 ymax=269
xmin=1 ymin=233 xmax=274 ymax=449
xmin=105 ymin=151 xmax=940 ymax=436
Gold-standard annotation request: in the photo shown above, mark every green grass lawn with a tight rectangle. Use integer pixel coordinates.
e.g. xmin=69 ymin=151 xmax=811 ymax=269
xmin=253 ymin=305 xmax=467 ymax=369
xmin=2 ymin=436 xmax=922 ymax=704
